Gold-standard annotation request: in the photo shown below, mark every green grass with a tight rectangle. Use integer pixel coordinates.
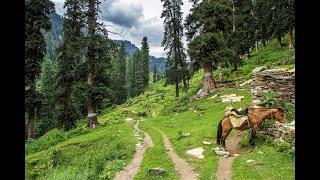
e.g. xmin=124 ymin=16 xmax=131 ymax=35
xmin=138 ymin=87 xmax=252 ymax=180
xmin=233 ymin=140 xmax=295 ymax=180
xmin=134 ymin=125 xmax=179 ymax=180
xmin=25 ymin=123 xmax=136 ymax=179
xmin=26 ymin=37 xmax=295 ymax=179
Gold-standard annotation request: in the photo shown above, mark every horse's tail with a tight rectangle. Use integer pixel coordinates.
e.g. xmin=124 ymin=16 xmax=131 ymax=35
xmin=216 ymin=119 xmax=223 ymax=145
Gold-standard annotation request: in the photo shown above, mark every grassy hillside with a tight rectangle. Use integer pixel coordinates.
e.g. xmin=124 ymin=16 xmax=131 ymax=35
xmin=26 ymin=38 xmax=295 ymax=179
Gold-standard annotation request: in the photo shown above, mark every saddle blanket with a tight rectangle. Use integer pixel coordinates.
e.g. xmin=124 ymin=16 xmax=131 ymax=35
xmin=229 ymin=115 xmax=249 ymax=128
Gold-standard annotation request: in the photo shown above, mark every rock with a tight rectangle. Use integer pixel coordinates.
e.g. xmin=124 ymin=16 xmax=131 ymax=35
xmin=125 ymin=117 xmax=133 ymax=121
xmin=215 ymin=150 xmax=230 ymax=157
xmin=208 ymin=94 xmax=219 ymax=100
xmin=186 ymin=147 xmax=205 ymax=159
xmin=258 ymin=151 xmax=264 ymax=154
xmin=274 ymin=137 xmax=285 ymax=144
xmin=202 ymin=141 xmax=212 ymax=145
xmin=239 ymin=79 xmax=253 ymax=87
xmin=214 ymin=147 xmax=221 ymax=151
xmin=233 ymin=153 xmax=240 ymax=157
xmin=246 ymin=159 xmax=255 ymax=163
xmin=183 ymin=133 xmax=191 ymax=137
xmin=252 ymin=66 xmax=267 ymax=74
xmin=148 ymin=168 xmax=166 ymax=175
xmin=289 ymin=121 xmax=295 ymax=126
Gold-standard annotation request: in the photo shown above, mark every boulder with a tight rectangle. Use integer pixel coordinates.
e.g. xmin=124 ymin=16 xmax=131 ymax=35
xmin=202 ymin=141 xmax=212 ymax=145
xmin=252 ymin=66 xmax=267 ymax=74
xmin=186 ymin=147 xmax=205 ymax=159
xmin=246 ymin=159 xmax=255 ymax=163
xmin=148 ymin=168 xmax=166 ymax=175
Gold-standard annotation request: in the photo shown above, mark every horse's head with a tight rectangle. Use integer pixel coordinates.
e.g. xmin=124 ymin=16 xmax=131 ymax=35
xmin=274 ymin=108 xmax=288 ymax=124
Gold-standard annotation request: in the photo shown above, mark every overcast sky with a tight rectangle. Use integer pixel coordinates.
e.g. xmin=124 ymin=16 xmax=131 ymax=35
xmin=52 ymin=0 xmax=193 ymax=57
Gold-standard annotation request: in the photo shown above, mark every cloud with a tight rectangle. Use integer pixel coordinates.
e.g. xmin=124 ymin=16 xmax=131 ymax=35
xmin=100 ymin=1 xmax=143 ymax=28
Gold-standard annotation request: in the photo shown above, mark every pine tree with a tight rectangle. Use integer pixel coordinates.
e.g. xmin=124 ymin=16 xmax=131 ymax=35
xmin=55 ymin=0 xmax=86 ymax=130
xmin=118 ymin=42 xmax=127 ymax=103
xmin=161 ymin=0 xmax=187 ymax=98
xmin=141 ymin=37 xmax=150 ymax=89
xmin=185 ymin=0 xmax=233 ymax=95
xmin=253 ymin=0 xmax=273 ymax=47
xmin=285 ymin=0 xmax=295 ymax=49
xmin=229 ymin=0 xmax=256 ymax=59
xmin=153 ymin=64 xmax=157 ymax=83
xmin=37 ymin=58 xmax=58 ymax=136
xmin=25 ymin=0 xmax=55 ymax=140
xmin=270 ymin=0 xmax=287 ymax=48
xmin=85 ymin=0 xmax=101 ymax=128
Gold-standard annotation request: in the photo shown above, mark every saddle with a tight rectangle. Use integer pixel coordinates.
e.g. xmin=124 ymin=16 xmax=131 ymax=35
xmin=225 ymin=106 xmax=250 ymax=128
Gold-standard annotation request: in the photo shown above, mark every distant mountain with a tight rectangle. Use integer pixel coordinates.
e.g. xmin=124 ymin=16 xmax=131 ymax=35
xmin=114 ymin=40 xmax=166 ymax=73
xmin=149 ymin=56 xmax=165 ymax=74
xmin=44 ymin=13 xmax=166 ymax=73
xmin=113 ymin=40 xmax=137 ymax=57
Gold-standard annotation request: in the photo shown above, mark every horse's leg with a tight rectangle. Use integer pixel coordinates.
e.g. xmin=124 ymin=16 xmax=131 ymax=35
xmin=249 ymin=124 xmax=258 ymax=146
xmin=222 ymin=128 xmax=232 ymax=149
xmin=221 ymin=118 xmax=233 ymax=149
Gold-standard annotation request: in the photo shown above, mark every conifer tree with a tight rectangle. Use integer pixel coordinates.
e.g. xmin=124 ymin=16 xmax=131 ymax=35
xmin=85 ymin=0 xmax=101 ymax=128
xmin=37 ymin=58 xmax=58 ymax=136
xmin=118 ymin=42 xmax=127 ymax=103
xmin=153 ymin=64 xmax=157 ymax=83
xmin=55 ymin=0 xmax=86 ymax=130
xmin=25 ymin=0 xmax=55 ymax=139
xmin=141 ymin=37 xmax=150 ymax=89
xmin=185 ymin=0 xmax=233 ymax=95
xmin=161 ymin=0 xmax=187 ymax=98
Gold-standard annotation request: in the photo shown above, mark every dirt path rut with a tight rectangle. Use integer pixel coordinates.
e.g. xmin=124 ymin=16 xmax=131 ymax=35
xmin=216 ymin=130 xmax=244 ymax=180
xmin=114 ymin=120 xmax=153 ymax=180
xmin=157 ymin=129 xmax=198 ymax=180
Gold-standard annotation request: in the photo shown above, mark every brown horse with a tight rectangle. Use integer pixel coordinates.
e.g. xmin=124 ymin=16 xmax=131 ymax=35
xmin=216 ymin=108 xmax=288 ymax=149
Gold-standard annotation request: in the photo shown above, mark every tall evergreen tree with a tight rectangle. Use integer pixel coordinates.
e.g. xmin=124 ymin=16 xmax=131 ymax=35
xmin=185 ymin=0 xmax=233 ymax=95
xmin=118 ymin=42 xmax=127 ymax=103
xmin=56 ymin=0 xmax=86 ymax=130
xmin=161 ymin=0 xmax=187 ymax=98
xmin=153 ymin=64 xmax=157 ymax=83
xmin=285 ymin=0 xmax=295 ymax=49
xmin=85 ymin=0 xmax=100 ymax=128
xmin=141 ymin=37 xmax=150 ymax=89
xmin=37 ymin=58 xmax=58 ymax=136
xmin=270 ymin=0 xmax=288 ymax=48
xmin=253 ymin=0 xmax=273 ymax=47
xmin=25 ymin=0 xmax=55 ymax=140
xmin=229 ymin=0 xmax=256 ymax=59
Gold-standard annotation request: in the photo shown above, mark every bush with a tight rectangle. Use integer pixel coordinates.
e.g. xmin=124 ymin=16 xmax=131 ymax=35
xmin=275 ymin=142 xmax=294 ymax=157
xmin=49 ymin=149 xmax=64 ymax=167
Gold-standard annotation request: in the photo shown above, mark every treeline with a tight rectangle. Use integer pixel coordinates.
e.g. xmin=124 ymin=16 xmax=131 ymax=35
xmin=25 ymin=0 xmax=150 ymax=139
xmin=161 ymin=0 xmax=295 ymax=97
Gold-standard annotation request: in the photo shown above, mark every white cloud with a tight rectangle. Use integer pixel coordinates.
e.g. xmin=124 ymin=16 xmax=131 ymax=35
xmin=52 ymin=0 xmax=193 ymax=58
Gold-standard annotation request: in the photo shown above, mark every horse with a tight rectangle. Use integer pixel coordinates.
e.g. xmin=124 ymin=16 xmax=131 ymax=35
xmin=216 ymin=108 xmax=288 ymax=149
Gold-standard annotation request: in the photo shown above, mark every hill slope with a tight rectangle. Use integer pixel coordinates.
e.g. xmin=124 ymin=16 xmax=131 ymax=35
xmin=26 ymin=39 xmax=295 ymax=179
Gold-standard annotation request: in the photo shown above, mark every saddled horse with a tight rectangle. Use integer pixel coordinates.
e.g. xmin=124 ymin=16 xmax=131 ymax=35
xmin=216 ymin=108 xmax=288 ymax=149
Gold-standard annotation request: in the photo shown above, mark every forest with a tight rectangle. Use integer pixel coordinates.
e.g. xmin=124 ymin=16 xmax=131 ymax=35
xmin=25 ymin=0 xmax=295 ymax=179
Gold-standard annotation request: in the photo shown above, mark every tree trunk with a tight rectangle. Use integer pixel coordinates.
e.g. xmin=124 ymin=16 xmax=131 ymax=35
xmin=288 ymin=28 xmax=294 ymax=49
xmin=202 ymin=61 xmax=216 ymax=93
xmin=27 ymin=109 xmax=36 ymax=140
xmin=276 ymin=36 xmax=281 ymax=48
xmin=87 ymin=0 xmax=98 ymax=129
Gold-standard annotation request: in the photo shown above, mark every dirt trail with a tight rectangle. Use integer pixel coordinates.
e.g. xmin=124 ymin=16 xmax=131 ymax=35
xmin=114 ymin=120 xmax=153 ymax=180
xmin=157 ymin=129 xmax=198 ymax=180
xmin=216 ymin=130 xmax=244 ymax=180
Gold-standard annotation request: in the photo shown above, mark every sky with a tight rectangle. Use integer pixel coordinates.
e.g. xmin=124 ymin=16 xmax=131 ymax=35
xmin=52 ymin=0 xmax=193 ymax=58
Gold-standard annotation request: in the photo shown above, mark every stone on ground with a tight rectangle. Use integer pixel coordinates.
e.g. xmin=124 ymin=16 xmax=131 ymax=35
xmin=233 ymin=153 xmax=240 ymax=157
xmin=246 ymin=159 xmax=255 ymax=163
xmin=252 ymin=66 xmax=267 ymax=74
xmin=202 ymin=141 xmax=212 ymax=145
xmin=186 ymin=147 xmax=205 ymax=159
xmin=183 ymin=132 xmax=191 ymax=137
xmin=148 ymin=168 xmax=166 ymax=175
